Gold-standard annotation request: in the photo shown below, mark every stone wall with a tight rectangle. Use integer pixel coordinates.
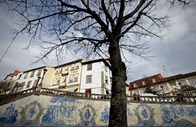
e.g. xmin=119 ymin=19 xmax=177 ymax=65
xmin=0 ymin=94 xmax=196 ymax=127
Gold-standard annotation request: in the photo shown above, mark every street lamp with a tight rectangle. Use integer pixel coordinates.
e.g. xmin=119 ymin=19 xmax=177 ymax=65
xmin=35 ymin=76 xmax=41 ymax=91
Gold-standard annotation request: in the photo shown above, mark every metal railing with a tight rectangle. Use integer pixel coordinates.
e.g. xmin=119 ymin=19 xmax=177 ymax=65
xmin=0 ymin=88 xmax=196 ymax=105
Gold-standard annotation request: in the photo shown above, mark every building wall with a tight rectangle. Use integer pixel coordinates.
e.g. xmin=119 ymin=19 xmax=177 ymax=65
xmin=0 ymin=95 xmax=195 ymax=127
xmin=42 ymin=67 xmax=55 ymax=88
xmin=80 ymin=62 xmax=112 ymax=94
xmin=130 ymin=75 xmax=196 ymax=96
xmin=14 ymin=68 xmax=46 ymax=92
xmin=5 ymin=67 xmax=56 ymax=93
xmin=52 ymin=61 xmax=83 ymax=92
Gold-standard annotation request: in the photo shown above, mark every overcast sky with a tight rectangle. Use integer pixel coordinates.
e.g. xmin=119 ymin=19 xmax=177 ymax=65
xmin=0 ymin=2 xmax=196 ymax=82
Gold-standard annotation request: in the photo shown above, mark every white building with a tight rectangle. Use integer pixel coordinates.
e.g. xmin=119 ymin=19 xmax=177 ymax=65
xmin=12 ymin=66 xmax=55 ymax=92
xmin=80 ymin=59 xmax=112 ymax=95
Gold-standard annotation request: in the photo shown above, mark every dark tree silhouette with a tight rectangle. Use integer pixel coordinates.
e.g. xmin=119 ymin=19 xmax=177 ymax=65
xmin=1 ymin=0 xmax=191 ymax=126
xmin=0 ymin=80 xmax=13 ymax=95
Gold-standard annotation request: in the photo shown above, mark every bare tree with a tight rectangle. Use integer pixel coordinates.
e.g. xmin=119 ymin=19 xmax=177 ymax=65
xmin=0 ymin=80 xmax=14 ymax=95
xmin=2 ymin=0 xmax=191 ymax=126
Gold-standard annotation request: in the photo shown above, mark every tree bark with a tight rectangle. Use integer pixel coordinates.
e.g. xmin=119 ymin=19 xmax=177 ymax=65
xmin=109 ymin=41 xmax=127 ymax=127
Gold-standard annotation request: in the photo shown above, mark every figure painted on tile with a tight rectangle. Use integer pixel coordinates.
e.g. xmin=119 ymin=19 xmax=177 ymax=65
xmin=0 ymin=104 xmax=18 ymax=124
xmin=79 ymin=104 xmax=96 ymax=126
xmin=100 ymin=106 xmax=109 ymax=124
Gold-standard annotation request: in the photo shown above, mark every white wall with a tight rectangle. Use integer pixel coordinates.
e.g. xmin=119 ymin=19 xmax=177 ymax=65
xmin=14 ymin=68 xmax=47 ymax=92
xmin=80 ymin=61 xmax=112 ymax=94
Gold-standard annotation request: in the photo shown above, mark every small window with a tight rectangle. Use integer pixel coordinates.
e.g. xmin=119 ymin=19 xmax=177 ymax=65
xmin=87 ymin=63 xmax=92 ymax=71
xmin=110 ymin=77 xmax=112 ymax=84
xmin=191 ymin=80 xmax=196 ymax=88
xmin=55 ymin=69 xmax=61 ymax=74
xmin=69 ymin=75 xmax=74 ymax=83
xmin=74 ymin=74 xmax=79 ymax=82
xmin=19 ymin=82 xmax=25 ymax=90
xmin=62 ymin=76 xmax=67 ymax=83
xmin=26 ymin=81 xmax=32 ymax=88
xmin=37 ymin=70 xmax=42 ymax=77
xmin=53 ymin=78 xmax=61 ymax=85
xmin=24 ymin=73 xmax=29 ymax=79
xmin=86 ymin=75 xmax=92 ymax=84
xmin=76 ymin=63 xmax=80 ymax=69
xmin=71 ymin=64 xmax=75 ymax=70
xmin=57 ymin=78 xmax=60 ymax=84
xmin=62 ymin=66 xmax=69 ymax=74
xmin=152 ymin=78 xmax=156 ymax=83
xmin=133 ymin=83 xmax=137 ymax=88
xmin=142 ymin=81 xmax=146 ymax=85
xmin=105 ymin=76 xmax=108 ymax=84
xmin=105 ymin=66 xmax=108 ymax=72
xmin=178 ymin=81 xmax=186 ymax=88
xmin=30 ymin=71 xmax=35 ymax=78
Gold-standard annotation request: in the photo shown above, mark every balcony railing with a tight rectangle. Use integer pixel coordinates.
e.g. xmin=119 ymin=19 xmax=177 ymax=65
xmin=0 ymin=88 xmax=196 ymax=105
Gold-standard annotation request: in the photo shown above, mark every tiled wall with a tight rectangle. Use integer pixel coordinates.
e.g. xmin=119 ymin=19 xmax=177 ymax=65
xmin=0 ymin=95 xmax=195 ymax=127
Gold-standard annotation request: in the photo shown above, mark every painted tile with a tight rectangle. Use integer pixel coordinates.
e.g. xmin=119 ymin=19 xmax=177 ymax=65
xmin=0 ymin=104 xmax=18 ymax=124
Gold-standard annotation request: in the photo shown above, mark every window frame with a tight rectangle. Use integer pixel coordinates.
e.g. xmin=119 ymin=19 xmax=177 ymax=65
xmin=86 ymin=75 xmax=92 ymax=84
xmin=30 ymin=71 xmax=35 ymax=78
xmin=191 ymin=80 xmax=196 ymax=88
xmin=37 ymin=70 xmax=42 ymax=77
xmin=87 ymin=63 xmax=92 ymax=71
xmin=24 ymin=73 xmax=29 ymax=79
xmin=26 ymin=81 xmax=32 ymax=88
xmin=74 ymin=74 xmax=79 ymax=82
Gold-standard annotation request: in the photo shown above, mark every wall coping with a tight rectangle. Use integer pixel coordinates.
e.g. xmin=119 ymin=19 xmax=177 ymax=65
xmin=0 ymin=88 xmax=196 ymax=105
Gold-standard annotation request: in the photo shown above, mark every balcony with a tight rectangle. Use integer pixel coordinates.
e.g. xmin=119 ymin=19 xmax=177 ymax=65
xmin=61 ymin=71 xmax=68 ymax=76
xmin=59 ymin=83 xmax=66 ymax=88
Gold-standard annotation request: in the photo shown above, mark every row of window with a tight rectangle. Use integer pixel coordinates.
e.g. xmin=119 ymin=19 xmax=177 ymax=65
xmin=178 ymin=80 xmax=196 ymax=88
xmin=53 ymin=74 xmax=79 ymax=85
xmin=53 ymin=74 xmax=110 ymax=86
xmin=23 ymin=70 xmax=42 ymax=79
xmin=135 ymin=79 xmax=196 ymax=88
xmin=133 ymin=78 xmax=157 ymax=87
xmin=55 ymin=63 xmax=80 ymax=74
xmin=16 ymin=79 xmax=39 ymax=91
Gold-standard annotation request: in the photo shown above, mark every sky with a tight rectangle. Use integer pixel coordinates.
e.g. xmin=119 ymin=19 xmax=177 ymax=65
xmin=0 ymin=1 xmax=196 ymax=82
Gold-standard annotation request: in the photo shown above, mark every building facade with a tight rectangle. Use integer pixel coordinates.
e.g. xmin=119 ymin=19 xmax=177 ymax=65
xmin=11 ymin=66 xmax=55 ymax=92
xmin=129 ymin=74 xmax=164 ymax=96
xmin=51 ymin=59 xmax=83 ymax=92
xmin=80 ymin=59 xmax=112 ymax=94
xmin=129 ymin=71 xmax=196 ymax=96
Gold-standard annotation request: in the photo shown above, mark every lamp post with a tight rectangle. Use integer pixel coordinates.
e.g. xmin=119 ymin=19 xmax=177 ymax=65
xmin=35 ymin=76 xmax=41 ymax=91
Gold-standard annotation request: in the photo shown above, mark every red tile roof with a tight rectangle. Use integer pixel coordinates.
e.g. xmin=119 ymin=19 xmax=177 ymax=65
xmin=129 ymin=71 xmax=196 ymax=90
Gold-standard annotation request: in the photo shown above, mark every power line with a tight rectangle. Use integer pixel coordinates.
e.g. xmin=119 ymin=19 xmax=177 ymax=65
xmin=0 ymin=33 xmax=18 ymax=62
xmin=0 ymin=40 xmax=14 ymax=62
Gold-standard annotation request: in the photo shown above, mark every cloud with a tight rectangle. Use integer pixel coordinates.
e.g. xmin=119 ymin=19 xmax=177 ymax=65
xmin=128 ymin=3 xmax=196 ymax=81
xmin=0 ymin=2 xmax=196 ymax=83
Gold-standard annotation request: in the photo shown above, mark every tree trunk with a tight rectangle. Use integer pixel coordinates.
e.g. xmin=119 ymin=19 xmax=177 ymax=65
xmin=109 ymin=42 xmax=127 ymax=127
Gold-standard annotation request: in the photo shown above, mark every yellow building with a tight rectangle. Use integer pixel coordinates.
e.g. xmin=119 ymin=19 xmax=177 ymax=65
xmin=51 ymin=59 xmax=83 ymax=92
